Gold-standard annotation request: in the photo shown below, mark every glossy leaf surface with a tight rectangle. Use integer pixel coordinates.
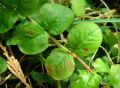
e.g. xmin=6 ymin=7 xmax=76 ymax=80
xmin=0 ymin=8 xmax=18 ymax=33
xmin=15 ymin=21 xmax=49 ymax=54
xmin=67 ymin=22 xmax=102 ymax=58
xmin=39 ymin=3 xmax=74 ymax=35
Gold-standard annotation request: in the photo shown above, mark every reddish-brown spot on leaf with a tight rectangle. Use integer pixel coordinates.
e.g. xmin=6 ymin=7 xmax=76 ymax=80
xmin=66 ymin=59 xmax=74 ymax=69
xmin=46 ymin=67 xmax=53 ymax=75
xmin=83 ymin=48 xmax=88 ymax=52
xmin=28 ymin=30 xmax=34 ymax=36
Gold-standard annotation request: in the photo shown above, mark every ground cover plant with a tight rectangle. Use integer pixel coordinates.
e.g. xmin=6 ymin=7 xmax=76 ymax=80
xmin=0 ymin=0 xmax=120 ymax=88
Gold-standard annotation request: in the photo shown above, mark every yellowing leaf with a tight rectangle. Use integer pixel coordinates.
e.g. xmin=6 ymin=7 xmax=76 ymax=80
xmin=14 ymin=21 xmax=49 ymax=54
xmin=45 ymin=48 xmax=75 ymax=80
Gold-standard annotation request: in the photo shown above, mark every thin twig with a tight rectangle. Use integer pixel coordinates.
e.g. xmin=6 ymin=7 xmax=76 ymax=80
xmin=81 ymin=9 xmax=116 ymax=20
xmin=71 ymin=53 xmax=93 ymax=72
xmin=19 ymin=55 xmax=26 ymax=63
xmin=0 ymin=74 xmax=12 ymax=85
xmin=5 ymin=83 xmax=8 ymax=88
xmin=104 ymin=9 xmax=117 ymax=25
xmin=100 ymin=0 xmax=110 ymax=11
xmin=89 ymin=49 xmax=99 ymax=66
xmin=100 ymin=46 xmax=114 ymax=65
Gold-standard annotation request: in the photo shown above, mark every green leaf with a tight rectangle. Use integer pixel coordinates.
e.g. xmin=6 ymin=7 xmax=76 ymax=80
xmin=45 ymin=48 xmax=75 ymax=80
xmin=70 ymin=71 xmax=102 ymax=88
xmin=31 ymin=70 xmax=53 ymax=83
xmin=70 ymin=0 xmax=87 ymax=16
xmin=109 ymin=44 xmax=118 ymax=57
xmin=0 ymin=0 xmax=18 ymax=10
xmin=108 ymin=65 xmax=120 ymax=88
xmin=0 ymin=57 xmax=7 ymax=74
xmin=73 ymin=19 xmax=120 ymax=24
xmin=6 ymin=37 xmax=18 ymax=45
xmin=15 ymin=21 xmax=44 ymax=41
xmin=17 ymin=0 xmax=40 ymax=16
xmin=100 ymin=8 xmax=109 ymax=14
xmin=39 ymin=0 xmax=48 ymax=6
xmin=39 ymin=3 xmax=74 ymax=35
xmin=92 ymin=58 xmax=110 ymax=72
xmin=67 ymin=22 xmax=102 ymax=58
xmin=102 ymin=29 xmax=117 ymax=48
xmin=115 ymin=23 xmax=120 ymax=30
xmin=14 ymin=21 xmax=49 ymax=54
xmin=6 ymin=30 xmax=18 ymax=46
xmin=0 ymin=8 xmax=18 ymax=33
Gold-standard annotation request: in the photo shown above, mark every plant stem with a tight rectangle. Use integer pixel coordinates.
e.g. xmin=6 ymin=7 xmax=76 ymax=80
xmin=0 ymin=74 xmax=12 ymax=85
xmin=37 ymin=54 xmax=46 ymax=64
xmin=71 ymin=53 xmax=93 ymax=72
xmin=27 ymin=17 xmax=93 ymax=72
xmin=58 ymin=81 xmax=61 ymax=88
xmin=100 ymin=46 xmax=114 ymax=65
xmin=89 ymin=49 xmax=98 ymax=66
xmin=117 ymin=35 xmax=120 ymax=63
xmin=0 ymin=43 xmax=31 ymax=88
xmin=49 ymin=34 xmax=70 ymax=53
xmin=100 ymin=0 xmax=110 ymax=11
xmin=49 ymin=34 xmax=92 ymax=72
xmin=113 ymin=23 xmax=120 ymax=63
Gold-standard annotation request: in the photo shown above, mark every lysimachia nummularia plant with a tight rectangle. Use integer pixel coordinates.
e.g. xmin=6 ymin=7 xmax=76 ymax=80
xmin=0 ymin=0 xmax=120 ymax=88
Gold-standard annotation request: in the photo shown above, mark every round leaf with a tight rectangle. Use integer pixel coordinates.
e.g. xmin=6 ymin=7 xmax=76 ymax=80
xmin=67 ymin=22 xmax=102 ymax=58
xmin=70 ymin=71 xmax=102 ymax=88
xmin=0 ymin=57 xmax=7 ymax=74
xmin=45 ymin=48 xmax=75 ymax=80
xmin=15 ymin=21 xmax=49 ymax=54
xmin=39 ymin=3 xmax=74 ymax=35
xmin=15 ymin=21 xmax=44 ymax=41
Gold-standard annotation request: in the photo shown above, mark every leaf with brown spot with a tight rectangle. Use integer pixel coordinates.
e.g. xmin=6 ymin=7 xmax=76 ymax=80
xmin=67 ymin=22 xmax=102 ymax=58
xmin=45 ymin=48 xmax=75 ymax=80
xmin=13 ymin=21 xmax=49 ymax=54
xmin=83 ymin=48 xmax=89 ymax=52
